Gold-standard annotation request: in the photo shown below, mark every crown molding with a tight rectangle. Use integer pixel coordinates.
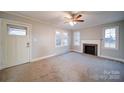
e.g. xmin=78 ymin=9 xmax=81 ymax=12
xmin=3 ymin=11 xmax=69 ymax=31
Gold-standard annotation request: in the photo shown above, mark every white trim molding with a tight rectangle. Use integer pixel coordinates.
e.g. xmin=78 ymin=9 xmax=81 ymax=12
xmin=0 ymin=54 xmax=57 ymax=70
xmin=71 ymin=49 xmax=82 ymax=53
xmin=102 ymin=26 xmax=119 ymax=50
xmin=81 ymin=40 xmax=101 ymax=56
xmin=31 ymin=54 xmax=57 ymax=62
xmin=31 ymin=51 xmax=70 ymax=62
xmin=100 ymin=55 xmax=124 ymax=63
xmin=0 ymin=18 xmax=32 ymax=70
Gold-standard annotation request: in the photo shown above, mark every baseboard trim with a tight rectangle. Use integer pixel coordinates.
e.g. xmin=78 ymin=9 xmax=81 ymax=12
xmin=31 ymin=53 xmax=57 ymax=62
xmin=0 ymin=54 xmax=57 ymax=70
xmin=0 ymin=51 xmax=70 ymax=70
xmin=71 ymin=49 xmax=124 ymax=63
xmin=100 ymin=55 xmax=124 ymax=63
xmin=1 ymin=61 xmax=30 ymax=70
xmin=31 ymin=51 xmax=71 ymax=62
xmin=71 ymin=49 xmax=82 ymax=53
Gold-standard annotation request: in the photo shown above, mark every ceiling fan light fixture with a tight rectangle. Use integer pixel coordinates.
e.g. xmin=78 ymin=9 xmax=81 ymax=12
xmin=73 ymin=21 xmax=77 ymax=24
xmin=69 ymin=21 xmax=74 ymax=26
xmin=65 ymin=13 xmax=84 ymax=26
xmin=69 ymin=21 xmax=77 ymax=26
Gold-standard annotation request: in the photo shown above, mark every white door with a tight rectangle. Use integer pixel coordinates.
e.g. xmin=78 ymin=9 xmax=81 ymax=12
xmin=2 ymin=19 xmax=31 ymax=68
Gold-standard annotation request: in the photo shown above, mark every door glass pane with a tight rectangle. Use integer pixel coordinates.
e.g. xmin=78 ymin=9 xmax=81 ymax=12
xmin=8 ymin=25 xmax=27 ymax=36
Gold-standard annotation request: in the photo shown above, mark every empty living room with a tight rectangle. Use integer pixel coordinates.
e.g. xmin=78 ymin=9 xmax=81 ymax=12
xmin=0 ymin=11 xmax=124 ymax=82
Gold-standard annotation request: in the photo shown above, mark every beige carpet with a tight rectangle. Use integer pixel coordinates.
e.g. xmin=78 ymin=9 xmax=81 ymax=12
xmin=0 ymin=52 xmax=124 ymax=82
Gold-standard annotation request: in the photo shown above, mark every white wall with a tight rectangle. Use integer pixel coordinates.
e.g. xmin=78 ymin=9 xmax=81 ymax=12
xmin=72 ymin=25 xmax=102 ymax=52
xmin=31 ymin=22 xmax=71 ymax=60
xmin=0 ymin=12 xmax=71 ymax=69
xmin=72 ymin=21 xmax=124 ymax=61
xmin=101 ymin=21 xmax=124 ymax=61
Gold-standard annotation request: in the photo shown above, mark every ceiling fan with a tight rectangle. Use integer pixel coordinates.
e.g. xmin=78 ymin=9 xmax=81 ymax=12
xmin=64 ymin=13 xmax=84 ymax=26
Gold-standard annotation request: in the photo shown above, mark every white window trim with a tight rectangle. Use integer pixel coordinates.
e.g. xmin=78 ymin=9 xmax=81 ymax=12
xmin=55 ymin=31 xmax=62 ymax=48
xmin=73 ymin=31 xmax=80 ymax=46
xmin=55 ymin=31 xmax=69 ymax=48
xmin=102 ymin=26 xmax=119 ymax=50
xmin=62 ymin=32 xmax=69 ymax=47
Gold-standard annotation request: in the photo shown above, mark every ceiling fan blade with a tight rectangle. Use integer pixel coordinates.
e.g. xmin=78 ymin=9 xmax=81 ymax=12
xmin=75 ymin=14 xmax=82 ymax=19
xmin=75 ymin=20 xmax=84 ymax=22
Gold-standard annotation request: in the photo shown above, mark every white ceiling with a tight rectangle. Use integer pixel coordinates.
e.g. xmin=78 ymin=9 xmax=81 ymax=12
xmin=6 ymin=11 xmax=124 ymax=30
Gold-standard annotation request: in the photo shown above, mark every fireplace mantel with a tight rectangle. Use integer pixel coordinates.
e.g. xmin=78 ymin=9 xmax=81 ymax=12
xmin=81 ymin=40 xmax=101 ymax=56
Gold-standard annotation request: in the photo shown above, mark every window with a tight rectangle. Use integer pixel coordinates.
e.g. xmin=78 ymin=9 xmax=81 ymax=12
xmin=55 ymin=31 xmax=69 ymax=47
xmin=8 ymin=25 xmax=27 ymax=36
xmin=55 ymin=31 xmax=62 ymax=47
xmin=63 ymin=32 xmax=68 ymax=46
xmin=74 ymin=32 xmax=80 ymax=46
xmin=103 ymin=26 xmax=119 ymax=49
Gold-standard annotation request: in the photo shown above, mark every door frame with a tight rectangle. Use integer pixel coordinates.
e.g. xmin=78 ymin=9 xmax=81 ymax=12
xmin=1 ymin=18 xmax=32 ymax=69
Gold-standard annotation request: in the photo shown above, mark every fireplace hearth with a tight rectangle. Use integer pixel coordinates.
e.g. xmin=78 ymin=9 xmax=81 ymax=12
xmin=83 ymin=43 xmax=98 ymax=56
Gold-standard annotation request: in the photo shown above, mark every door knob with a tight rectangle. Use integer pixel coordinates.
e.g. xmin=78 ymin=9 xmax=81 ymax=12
xmin=26 ymin=42 xmax=30 ymax=47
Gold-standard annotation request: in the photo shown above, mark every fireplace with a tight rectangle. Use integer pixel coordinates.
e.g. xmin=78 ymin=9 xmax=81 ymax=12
xmin=83 ymin=43 xmax=98 ymax=56
xmin=81 ymin=40 xmax=100 ymax=56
